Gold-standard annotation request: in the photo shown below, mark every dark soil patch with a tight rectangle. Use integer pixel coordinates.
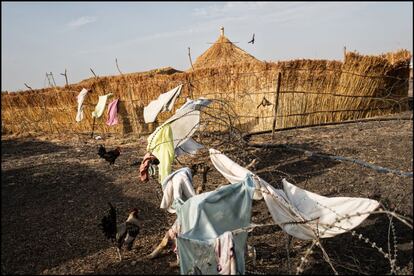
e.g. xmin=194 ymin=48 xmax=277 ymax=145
xmin=1 ymin=112 xmax=412 ymax=275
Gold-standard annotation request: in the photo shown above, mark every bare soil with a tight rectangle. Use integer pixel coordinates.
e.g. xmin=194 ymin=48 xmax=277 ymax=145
xmin=1 ymin=111 xmax=413 ymax=275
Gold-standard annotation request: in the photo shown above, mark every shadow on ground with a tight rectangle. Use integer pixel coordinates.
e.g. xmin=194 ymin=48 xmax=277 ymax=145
xmin=1 ymin=138 xmax=167 ymax=274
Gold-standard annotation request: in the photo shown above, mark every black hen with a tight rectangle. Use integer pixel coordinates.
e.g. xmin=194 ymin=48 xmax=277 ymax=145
xmin=99 ymin=202 xmax=117 ymax=241
xmin=99 ymin=203 xmax=141 ymax=261
xmin=98 ymin=145 xmax=121 ymax=165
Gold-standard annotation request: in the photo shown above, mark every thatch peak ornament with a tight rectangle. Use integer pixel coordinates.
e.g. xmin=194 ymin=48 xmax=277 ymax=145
xmin=220 ymin=26 xmax=224 ymax=36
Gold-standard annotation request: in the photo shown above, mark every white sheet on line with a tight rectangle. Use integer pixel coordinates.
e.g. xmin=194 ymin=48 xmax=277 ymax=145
xmin=153 ymin=98 xmax=212 ymax=157
xmin=144 ymin=84 xmax=183 ymax=123
xmin=76 ymin=88 xmax=88 ymax=122
xmin=209 ymin=148 xmax=380 ymax=240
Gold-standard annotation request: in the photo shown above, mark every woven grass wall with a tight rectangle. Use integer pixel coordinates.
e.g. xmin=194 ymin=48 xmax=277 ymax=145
xmin=1 ymin=50 xmax=411 ymax=136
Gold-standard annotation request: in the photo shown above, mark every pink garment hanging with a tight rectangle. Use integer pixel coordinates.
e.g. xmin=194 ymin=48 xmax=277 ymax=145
xmin=106 ymin=98 xmax=119 ymax=126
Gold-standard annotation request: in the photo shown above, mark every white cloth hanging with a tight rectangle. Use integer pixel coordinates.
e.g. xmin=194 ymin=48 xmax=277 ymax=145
xmin=149 ymin=97 xmax=212 ymax=157
xmin=209 ymin=148 xmax=380 ymax=240
xmin=92 ymin=93 xmax=113 ymax=118
xmin=160 ymin=167 xmax=196 ymax=213
xmin=76 ymin=88 xmax=88 ymax=122
xmin=144 ymin=84 xmax=182 ymax=123
xmin=209 ymin=148 xmax=263 ymax=200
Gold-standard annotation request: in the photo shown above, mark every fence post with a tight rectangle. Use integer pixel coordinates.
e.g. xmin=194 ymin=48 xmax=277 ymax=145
xmin=272 ymin=72 xmax=282 ymax=140
xmin=91 ymin=117 xmax=96 ymax=138
xmin=127 ymin=85 xmax=140 ymax=134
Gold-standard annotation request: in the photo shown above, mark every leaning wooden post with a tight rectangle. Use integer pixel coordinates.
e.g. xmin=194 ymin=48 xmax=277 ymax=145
xmin=272 ymin=72 xmax=282 ymax=140
xmin=60 ymin=69 xmax=68 ymax=87
xmin=188 ymin=47 xmax=194 ymax=72
xmin=127 ymin=86 xmax=140 ymax=134
xmin=91 ymin=117 xmax=96 ymax=138
xmin=343 ymin=46 xmax=347 ymax=63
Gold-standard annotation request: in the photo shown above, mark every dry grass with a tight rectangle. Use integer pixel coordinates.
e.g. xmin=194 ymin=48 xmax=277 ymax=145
xmin=191 ymin=34 xmax=263 ymax=70
xmin=1 ymin=48 xmax=411 ymax=136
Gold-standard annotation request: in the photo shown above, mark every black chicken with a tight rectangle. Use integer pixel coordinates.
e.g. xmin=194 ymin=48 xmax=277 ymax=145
xmin=98 ymin=145 xmax=121 ymax=165
xmin=99 ymin=202 xmax=141 ymax=261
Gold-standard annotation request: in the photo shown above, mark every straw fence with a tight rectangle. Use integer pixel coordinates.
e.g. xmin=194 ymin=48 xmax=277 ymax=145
xmin=1 ymin=50 xmax=411 ymax=136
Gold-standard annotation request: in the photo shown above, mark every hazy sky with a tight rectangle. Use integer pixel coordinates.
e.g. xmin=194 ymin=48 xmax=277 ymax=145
xmin=2 ymin=1 xmax=413 ymax=92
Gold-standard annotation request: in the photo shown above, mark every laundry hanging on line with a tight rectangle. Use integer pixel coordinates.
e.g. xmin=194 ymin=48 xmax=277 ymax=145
xmin=160 ymin=167 xmax=196 ymax=214
xmin=161 ymin=97 xmax=212 ymax=157
xmin=139 ymin=153 xmax=159 ymax=182
xmin=106 ymin=98 xmax=119 ymax=126
xmin=76 ymin=88 xmax=88 ymax=122
xmin=144 ymin=84 xmax=183 ymax=123
xmin=147 ymin=123 xmax=175 ymax=183
xmin=215 ymin=231 xmax=237 ymax=275
xmin=209 ymin=148 xmax=380 ymax=240
xmin=92 ymin=93 xmax=113 ymax=119
xmin=144 ymin=98 xmax=212 ymax=184
xmin=174 ymin=174 xmax=256 ymax=275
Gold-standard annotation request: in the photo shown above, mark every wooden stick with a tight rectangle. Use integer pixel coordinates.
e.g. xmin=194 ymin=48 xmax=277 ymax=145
xmin=90 ymin=68 xmax=97 ymax=78
xmin=60 ymin=69 xmax=68 ymax=86
xmin=127 ymin=86 xmax=140 ymax=134
xmin=148 ymin=233 xmax=169 ymax=259
xmin=188 ymin=47 xmax=194 ymax=71
xmin=24 ymin=83 xmax=34 ymax=91
xmin=344 ymin=46 xmax=347 ymax=63
xmin=91 ymin=117 xmax=96 ymax=138
xmin=90 ymin=68 xmax=106 ymax=94
xmin=115 ymin=58 xmax=123 ymax=75
xmin=272 ymin=72 xmax=282 ymax=139
xmin=115 ymin=57 xmax=139 ymax=134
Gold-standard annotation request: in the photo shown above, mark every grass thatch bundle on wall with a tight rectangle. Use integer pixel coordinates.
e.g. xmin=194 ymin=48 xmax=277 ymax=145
xmin=1 ymin=45 xmax=411 ymax=136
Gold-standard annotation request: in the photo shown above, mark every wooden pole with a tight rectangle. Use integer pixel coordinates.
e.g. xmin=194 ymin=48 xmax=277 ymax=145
xmin=115 ymin=58 xmax=123 ymax=75
xmin=127 ymin=86 xmax=140 ymax=134
xmin=188 ymin=47 xmax=194 ymax=71
xmin=91 ymin=117 xmax=96 ymax=138
xmin=24 ymin=83 xmax=34 ymax=91
xmin=60 ymin=69 xmax=68 ymax=86
xmin=187 ymin=47 xmax=195 ymax=98
xmin=272 ymin=72 xmax=282 ymax=140
xmin=343 ymin=46 xmax=347 ymax=63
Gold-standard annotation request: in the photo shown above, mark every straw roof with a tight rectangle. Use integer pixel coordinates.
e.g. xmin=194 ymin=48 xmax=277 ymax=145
xmin=191 ymin=30 xmax=263 ymax=70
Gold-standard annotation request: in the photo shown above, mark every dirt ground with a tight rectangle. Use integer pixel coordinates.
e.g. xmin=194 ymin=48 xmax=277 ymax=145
xmin=1 ymin=111 xmax=413 ymax=275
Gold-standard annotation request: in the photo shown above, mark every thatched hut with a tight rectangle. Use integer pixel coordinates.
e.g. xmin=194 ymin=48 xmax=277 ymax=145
xmin=191 ymin=27 xmax=263 ymax=70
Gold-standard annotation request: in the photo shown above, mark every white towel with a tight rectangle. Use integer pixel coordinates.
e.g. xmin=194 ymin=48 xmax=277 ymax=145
xmin=144 ymin=84 xmax=182 ymax=123
xmin=76 ymin=88 xmax=88 ymax=122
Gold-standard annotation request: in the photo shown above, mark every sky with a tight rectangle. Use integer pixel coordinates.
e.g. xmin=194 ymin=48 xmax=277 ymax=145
xmin=1 ymin=1 xmax=413 ymax=92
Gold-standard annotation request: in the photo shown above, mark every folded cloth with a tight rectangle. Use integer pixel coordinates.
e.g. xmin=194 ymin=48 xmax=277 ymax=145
xmin=139 ymin=153 xmax=159 ymax=182
xmin=76 ymin=88 xmax=88 ymax=122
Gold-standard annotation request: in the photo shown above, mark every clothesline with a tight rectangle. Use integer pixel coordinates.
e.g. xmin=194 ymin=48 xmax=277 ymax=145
xmin=249 ymin=143 xmax=413 ymax=178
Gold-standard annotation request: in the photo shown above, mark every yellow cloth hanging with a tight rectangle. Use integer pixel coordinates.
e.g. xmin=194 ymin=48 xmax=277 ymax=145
xmin=92 ymin=93 xmax=113 ymax=118
xmin=147 ymin=123 xmax=175 ymax=183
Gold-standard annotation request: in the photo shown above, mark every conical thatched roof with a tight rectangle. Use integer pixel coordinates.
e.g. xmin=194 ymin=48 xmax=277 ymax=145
xmin=191 ymin=30 xmax=263 ymax=70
